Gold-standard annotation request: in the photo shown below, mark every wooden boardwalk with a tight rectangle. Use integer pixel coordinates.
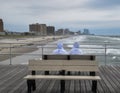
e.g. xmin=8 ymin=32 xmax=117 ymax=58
xmin=0 ymin=65 xmax=120 ymax=93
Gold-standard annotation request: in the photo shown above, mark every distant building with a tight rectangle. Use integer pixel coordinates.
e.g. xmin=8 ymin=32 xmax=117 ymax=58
xmin=47 ymin=26 xmax=55 ymax=35
xmin=55 ymin=29 xmax=64 ymax=35
xmin=83 ymin=29 xmax=90 ymax=35
xmin=64 ymin=28 xmax=70 ymax=35
xmin=78 ymin=30 xmax=81 ymax=34
xmin=0 ymin=19 xmax=4 ymax=32
xmin=76 ymin=30 xmax=81 ymax=35
xmin=56 ymin=28 xmax=74 ymax=35
xmin=29 ymin=23 xmax=47 ymax=35
xmin=69 ymin=31 xmax=74 ymax=35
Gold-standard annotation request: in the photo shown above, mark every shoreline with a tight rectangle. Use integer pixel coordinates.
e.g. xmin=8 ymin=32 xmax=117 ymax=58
xmin=0 ymin=35 xmax=69 ymax=62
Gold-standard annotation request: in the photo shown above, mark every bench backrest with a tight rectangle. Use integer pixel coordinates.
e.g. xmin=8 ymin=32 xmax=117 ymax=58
xmin=43 ymin=55 xmax=68 ymax=60
xmin=42 ymin=55 xmax=95 ymax=60
xmin=69 ymin=55 xmax=95 ymax=60
xmin=29 ymin=60 xmax=98 ymax=72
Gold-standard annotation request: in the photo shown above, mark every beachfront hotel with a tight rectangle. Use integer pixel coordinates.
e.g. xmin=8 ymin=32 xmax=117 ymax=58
xmin=0 ymin=19 xmax=4 ymax=32
xmin=47 ymin=26 xmax=55 ymax=35
xmin=29 ymin=23 xmax=47 ymax=35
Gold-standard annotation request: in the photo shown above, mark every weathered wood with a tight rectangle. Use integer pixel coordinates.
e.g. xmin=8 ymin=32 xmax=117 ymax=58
xmin=29 ymin=60 xmax=99 ymax=71
xmin=24 ymin=75 xmax=101 ymax=80
xmin=25 ymin=59 xmax=100 ymax=93
xmin=42 ymin=55 xmax=96 ymax=77
xmin=29 ymin=60 xmax=98 ymax=65
xmin=0 ymin=65 xmax=120 ymax=93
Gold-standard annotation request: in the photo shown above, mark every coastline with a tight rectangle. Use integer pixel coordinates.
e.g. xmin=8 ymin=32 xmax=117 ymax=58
xmin=0 ymin=35 xmax=69 ymax=62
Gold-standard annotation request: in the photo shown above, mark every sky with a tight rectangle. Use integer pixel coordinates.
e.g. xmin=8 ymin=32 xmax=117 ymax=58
xmin=0 ymin=0 xmax=120 ymax=35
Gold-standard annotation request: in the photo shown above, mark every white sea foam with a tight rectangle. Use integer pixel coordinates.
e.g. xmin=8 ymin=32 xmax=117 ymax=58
xmin=107 ymin=49 xmax=120 ymax=55
xmin=55 ymin=35 xmax=87 ymax=44
xmin=66 ymin=35 xmax=120 ymax=55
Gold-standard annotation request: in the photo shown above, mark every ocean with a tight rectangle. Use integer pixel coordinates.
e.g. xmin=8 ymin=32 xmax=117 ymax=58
xmin=45 ymin=35 xmax=120 ymax=65
xmin=0 ymin=35 xmax=120 ymax=65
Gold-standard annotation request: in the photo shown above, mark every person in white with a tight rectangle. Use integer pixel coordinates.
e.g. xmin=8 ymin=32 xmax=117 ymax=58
xmin=53 ymin=42 xmax=68 ymax=54
xmin=69 ymin=42 xmax=82 ymax=54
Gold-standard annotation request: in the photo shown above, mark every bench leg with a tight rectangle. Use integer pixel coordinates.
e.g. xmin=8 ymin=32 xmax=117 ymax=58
xmin=31 ymin=71 xmax=36 ymax=91
xmin=60 ymin=80 xmax=65 ymax=93
xmin=45 ymin=71 xmax=49 ymax=75
xmin=31 ymin=80 xmax=36 ymax=91
xmin=60 ymin=70 xmax=65 ymax=93
xmin=27 ymin=80 xmax=36 ymax=93
xmin=92 ymin=80 xmax=97 ymax=93
xmin=27 ymin=80 xmax=32 ymax=93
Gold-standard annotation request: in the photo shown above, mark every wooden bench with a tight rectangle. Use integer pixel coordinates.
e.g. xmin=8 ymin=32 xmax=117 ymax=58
xmin=24 ymin=59 xmax=101 ymax=93
xmin=42 ymin=55 xmax=95 ymax=75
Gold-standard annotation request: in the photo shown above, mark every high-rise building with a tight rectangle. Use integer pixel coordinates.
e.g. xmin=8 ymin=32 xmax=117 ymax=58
xmin=55 ymin=29 xmax=64 ymax=35
xmin=0 ymin=19 xmax=4 ymax=32
xmin=64 ymin=28 xmax=70 ymax=35
xmin=83 ymin=29 xmax=90 ymax=35
xmin=76 ymin=30 xmax=81 ymax=35
xmin=55 ymin=28 xmax=74 ymax=35
xmin=47 ymin=26 xmax=55 ymax=35
xmin=29 ymin=23 xmax=47 ymax=35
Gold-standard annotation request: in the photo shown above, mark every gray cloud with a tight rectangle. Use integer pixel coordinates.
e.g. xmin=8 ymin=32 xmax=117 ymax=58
xmin=0 ymin=0 xmax=120 ymax=34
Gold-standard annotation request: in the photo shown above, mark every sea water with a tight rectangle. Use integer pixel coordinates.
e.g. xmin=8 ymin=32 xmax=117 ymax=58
xmin=44 ymin=35 xmax=120 ymax=65
xmin=0 ymin=35 xmax=120 ymax=65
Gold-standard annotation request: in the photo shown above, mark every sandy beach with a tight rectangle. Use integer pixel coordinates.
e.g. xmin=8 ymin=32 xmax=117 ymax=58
xmin=0 ymin=35 xmax=68 ymax=62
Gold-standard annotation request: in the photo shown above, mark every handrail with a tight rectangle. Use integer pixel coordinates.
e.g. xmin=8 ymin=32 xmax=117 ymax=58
xmin=0 ymin=42 xmax=120 ymax=65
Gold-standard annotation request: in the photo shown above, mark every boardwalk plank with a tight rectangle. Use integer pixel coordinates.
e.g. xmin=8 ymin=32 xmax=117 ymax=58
xmin=101 ymin=66 xmax=118 ymax=93
xmin=74 ymin=80 xmax=80 ymax=93
xmin=99 ymin=66 xmax=113 ymax=93
xmin=69 ymin=80 xmax=74 ymax=93
xmin=98 ymin=67 xmax=111 ymax=93
xmin=0 ymin=65 xmax=120 ymax=93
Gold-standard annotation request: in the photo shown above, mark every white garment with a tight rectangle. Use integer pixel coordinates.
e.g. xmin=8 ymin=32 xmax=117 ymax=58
xmin=69 ymin=42 xmax=82 ymax=54
xmin=53 ymin=42 xmax=68 ymax=54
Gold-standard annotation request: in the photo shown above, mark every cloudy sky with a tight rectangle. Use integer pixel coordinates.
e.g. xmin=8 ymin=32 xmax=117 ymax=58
xmin=0 ymin=0 xmax=120 ymax=35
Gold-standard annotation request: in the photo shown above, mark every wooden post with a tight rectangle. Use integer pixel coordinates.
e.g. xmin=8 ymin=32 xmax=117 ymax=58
xmin=60 ymin=70 xmax=65 ymax=93
xmin=31 ymin=71 xmax=36 ymax=91
xmin=90 ymin=72 xmax=97 ymax=93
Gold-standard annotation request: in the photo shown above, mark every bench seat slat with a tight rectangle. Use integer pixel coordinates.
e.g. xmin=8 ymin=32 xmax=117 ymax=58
xmin=29 ymin=66 xmax=99 ymax=71
xmin=29 ymin=60 xmax=99 ymax=71
xmin=29 ymin=60 xmax=98 ymax=66
xmin=64 ymin=66 xmax=99 ymax=71
xmin=29 ymin=66 xmax=64 ymax=71
xmin=24 ymin=75 xmax=101 ymax=80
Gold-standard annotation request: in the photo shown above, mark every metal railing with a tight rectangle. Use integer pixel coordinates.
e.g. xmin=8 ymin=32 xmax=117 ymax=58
xmin=0 ymin=42 xmax=120 ymax=65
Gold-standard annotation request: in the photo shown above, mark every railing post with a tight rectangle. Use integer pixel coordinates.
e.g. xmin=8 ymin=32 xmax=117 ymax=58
xmin=9 ymin=43 xmax=12 ymax=65
xmin=104 ymin=40 xmax=109 ymax=66
xmin=42 ymin=46 xmax=43 ymax=56
xmin=104 ymin=43 xmax=106 ymax=65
